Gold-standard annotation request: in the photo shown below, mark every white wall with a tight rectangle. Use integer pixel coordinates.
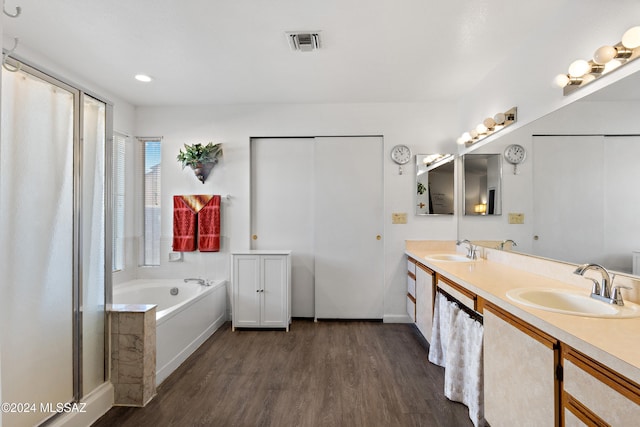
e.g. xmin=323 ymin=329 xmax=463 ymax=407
xmin=134 ymin=102 xmax=457 ymax=320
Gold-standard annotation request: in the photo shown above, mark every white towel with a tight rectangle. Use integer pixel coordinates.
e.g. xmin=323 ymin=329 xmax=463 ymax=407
xmin=444 ymin=310 xmax=487 ymax=427
xmin=428 ymin=292 xmax=459 ymax=367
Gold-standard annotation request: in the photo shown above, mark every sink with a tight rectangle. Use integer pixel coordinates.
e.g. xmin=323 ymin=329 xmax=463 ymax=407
xmin=424 ymin=254 xmax=473 ymax=262
xmin=506 ymin=288 xmax=640 ymax=318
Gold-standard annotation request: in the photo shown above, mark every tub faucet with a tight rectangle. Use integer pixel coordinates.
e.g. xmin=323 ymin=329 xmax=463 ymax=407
xmin=456 ymin=239 xmax=477 ymax=260
xmin=573 ymin=263 xmax=616 ymax=303
xmin=500 ymin=239 xmax=517 ymax=250
xmin=184 ymin=278 xmax=208 ymax=286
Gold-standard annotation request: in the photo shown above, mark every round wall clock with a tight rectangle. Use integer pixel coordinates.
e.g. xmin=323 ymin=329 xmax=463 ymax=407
xmin=504 ymin=144 xmax=526 ymax=174
xmin=390 ymin=144 xmax=412 ymax=165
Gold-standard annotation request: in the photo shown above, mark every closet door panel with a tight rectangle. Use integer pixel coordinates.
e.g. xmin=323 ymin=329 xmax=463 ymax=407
xmin=314 ymin=136 xmax=384 ymax=319
xmin=251 ymin=138 xmax=315 ymax=317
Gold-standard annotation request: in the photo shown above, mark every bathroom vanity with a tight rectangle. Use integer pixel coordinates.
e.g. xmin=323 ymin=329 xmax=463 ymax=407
xmin=406 ymin=241 xmax=640 ymax=426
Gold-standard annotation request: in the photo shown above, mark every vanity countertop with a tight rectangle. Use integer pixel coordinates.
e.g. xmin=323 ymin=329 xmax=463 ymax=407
xmin=405 ymin=245 xmax=640 ymax=385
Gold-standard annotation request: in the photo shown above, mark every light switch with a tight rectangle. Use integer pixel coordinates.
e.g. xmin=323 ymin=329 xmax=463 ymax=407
xmin=508 ymin=213 xmax=524 ymax=224
xmin=392 ymin=213 xmax=407 ymax=224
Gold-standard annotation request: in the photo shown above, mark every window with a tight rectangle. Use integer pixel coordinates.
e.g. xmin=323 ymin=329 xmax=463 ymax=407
xmin=142 ymin=139 xmax=161 ymax=266
xmin=112 ymin=132 xmax=126 ymax=271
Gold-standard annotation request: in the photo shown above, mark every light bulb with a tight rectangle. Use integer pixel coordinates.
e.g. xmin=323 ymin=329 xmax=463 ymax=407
xmin=603 ymin=59 xmax=622 ymax=74
xmin=456 ymin=136 xmax=466 ymax=145
xmin=493 ymin=112 xmax=506 ymax=124
xmin=593 ymin=45 xmax=617 ymax=64
xmin=483 ymin=117 xmax=496 ymax=129
xmin=622 ymin=26 xmax=640 ymax=49
xmin=554 ymin=74 xmax=570 ymax=88
xmin=476 ymin=123 xmax=488 ymax=134
xmin=568 ymin=59 xmax=591 ymax=78
xmin=461 ymin=132 xmax=471 ymax=143
xmin=469 ymin=129 xmax=478 ymax=139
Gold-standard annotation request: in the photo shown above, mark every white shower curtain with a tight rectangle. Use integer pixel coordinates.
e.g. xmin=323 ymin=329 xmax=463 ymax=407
xmin=1 ymin=68 xmax=75 ymax=426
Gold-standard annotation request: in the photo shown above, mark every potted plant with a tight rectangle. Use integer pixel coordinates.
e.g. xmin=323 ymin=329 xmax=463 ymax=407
xmin=177 ymin=142 xmax=223 ymax=183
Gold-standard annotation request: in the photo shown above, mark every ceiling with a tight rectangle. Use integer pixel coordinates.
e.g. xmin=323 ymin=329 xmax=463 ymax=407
xmin=4 ymin=0 xmax=570 ymax=106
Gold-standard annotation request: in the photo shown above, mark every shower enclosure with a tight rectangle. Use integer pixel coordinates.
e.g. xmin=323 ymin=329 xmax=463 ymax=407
xmin=0 ymin=61 xmax=111 ymax=427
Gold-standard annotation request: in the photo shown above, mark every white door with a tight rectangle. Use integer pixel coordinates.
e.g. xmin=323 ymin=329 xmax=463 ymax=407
xmin=314 ymin=136 xmax=384 ymax=319
xmin=251 ymin=138 xmax=315 ymax=317
xmin=261 ymin=255 xmax=288 ymax=327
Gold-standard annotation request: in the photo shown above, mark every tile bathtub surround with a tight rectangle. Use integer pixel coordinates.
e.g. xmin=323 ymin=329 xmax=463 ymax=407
xmin=110 ymin=304 xmax=157 ymax=407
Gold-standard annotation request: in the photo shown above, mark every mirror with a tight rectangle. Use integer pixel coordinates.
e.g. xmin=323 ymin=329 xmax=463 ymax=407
xmin=463 ymin=154 xmax=502 ymax=215
xmin=458 ymin=69 xmax=640 ymax=278
xmin=416 ymin=154 xmax=455 ymax=215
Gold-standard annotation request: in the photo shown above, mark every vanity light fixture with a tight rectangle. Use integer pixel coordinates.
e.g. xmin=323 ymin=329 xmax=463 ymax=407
xmin=456 ymin=107 xmax=517 ymax=147
xmin=554 ymin=25 xmax=640 ymax=95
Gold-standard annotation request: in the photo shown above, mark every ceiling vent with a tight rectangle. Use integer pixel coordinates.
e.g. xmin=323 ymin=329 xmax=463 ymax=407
xmin=286 ymin=32 xmax=321 ymax=52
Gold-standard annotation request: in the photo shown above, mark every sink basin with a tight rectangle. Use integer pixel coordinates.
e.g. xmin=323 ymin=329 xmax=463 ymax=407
xmin=506 ymin=288 xmax=640 ymax=318
xmin=424 ymin=254 xmax=472 ymax=262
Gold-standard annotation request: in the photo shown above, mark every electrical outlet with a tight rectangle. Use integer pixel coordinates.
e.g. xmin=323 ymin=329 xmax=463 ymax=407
xmin=508 ymin=213 xmax=524 ymax=224
xmin=392 ymin=213 xmax=407 ymax=224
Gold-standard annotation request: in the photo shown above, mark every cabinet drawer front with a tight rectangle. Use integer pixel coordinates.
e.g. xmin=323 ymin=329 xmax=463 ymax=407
xmin=407 ymin=275 xmax=416 ymax=298
xmin=437 ymin=279 xmax=474 ymax=311
xmin=407 ymin=295 xmax=416 ymax=322
xmin=407 ymin=258 xmax=416 ymax=275
xmin=564 ymin=359 xmax=640 ymax=425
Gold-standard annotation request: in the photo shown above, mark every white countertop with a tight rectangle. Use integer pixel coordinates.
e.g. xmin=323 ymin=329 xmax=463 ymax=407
xmin=405 ymin=246 xmax=640 ymax=385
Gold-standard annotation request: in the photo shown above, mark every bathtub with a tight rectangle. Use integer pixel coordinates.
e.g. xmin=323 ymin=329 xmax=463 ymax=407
xmin=113 ymin=279 xmax=227 ymax=384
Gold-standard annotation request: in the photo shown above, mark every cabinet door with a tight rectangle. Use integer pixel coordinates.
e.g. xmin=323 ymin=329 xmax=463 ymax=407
xmin=415 ymin=264 xmax=434 ymax=342
xmin=261 ymin=255 xmax=288 ymax=327
xmin=484 ymin=303 xmax=559 ymax=426
xmin=233 ymin=255 xmax=261 ymax=327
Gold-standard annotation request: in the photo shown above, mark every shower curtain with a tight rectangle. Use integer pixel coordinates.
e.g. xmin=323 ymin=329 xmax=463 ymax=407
xmin=1 ymin=66 xmax=75 ymax=427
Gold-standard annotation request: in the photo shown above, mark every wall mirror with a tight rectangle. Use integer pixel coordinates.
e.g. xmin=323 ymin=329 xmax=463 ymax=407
xmin=458 ymin=68 xmax=640 ymax=278
xmin=463 ymin=154 xmax=502 ymax=216
xmin=415 ymin=154 xmax=454 ymax=215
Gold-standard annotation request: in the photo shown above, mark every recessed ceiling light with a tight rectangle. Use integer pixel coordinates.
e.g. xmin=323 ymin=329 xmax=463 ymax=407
xmin=135 ymin=74 xmax=153 ymax=83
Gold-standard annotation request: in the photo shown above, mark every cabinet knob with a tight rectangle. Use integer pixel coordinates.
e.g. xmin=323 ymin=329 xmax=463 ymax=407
xmin=252 ymin=234 xmax=258 ymax=240
xmin=376 ymin=235 xmax=382 ymax=240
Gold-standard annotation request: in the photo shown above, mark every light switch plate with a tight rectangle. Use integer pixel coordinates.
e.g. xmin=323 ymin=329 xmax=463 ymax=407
xmin=392 ymin=213 xmax=407 ymax=224
xmin=508 ymin=213 xmax=524 ymax=224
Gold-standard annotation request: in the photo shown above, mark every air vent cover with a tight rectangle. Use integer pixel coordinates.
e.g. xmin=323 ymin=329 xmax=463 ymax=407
xmin=286 ymin=32 xmax=321 ymax=52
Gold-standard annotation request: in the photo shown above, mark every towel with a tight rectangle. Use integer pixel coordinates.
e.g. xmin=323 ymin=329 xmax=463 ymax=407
xmin=172 ymin=195 xmax=221 ymax=252
xmin=198 ymin=195 xmax=221 ymax=252
xmin=444 ymin=310 xmax=487 ymax=427
xmin=173 ymin=196 xmax=197 ymax=252
xmin=428 ymin=292 xmax=458 ymax=367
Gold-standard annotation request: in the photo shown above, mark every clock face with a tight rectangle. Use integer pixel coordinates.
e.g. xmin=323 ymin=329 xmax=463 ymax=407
xmin=504 ymin=144 xmax=526 ymax=165
xmin=391 ymin=145 xmax=412 ymax=165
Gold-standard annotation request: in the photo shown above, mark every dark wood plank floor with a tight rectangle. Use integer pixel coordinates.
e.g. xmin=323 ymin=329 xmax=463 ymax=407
xmin=93 ymin=320 xmax=472 ymax=427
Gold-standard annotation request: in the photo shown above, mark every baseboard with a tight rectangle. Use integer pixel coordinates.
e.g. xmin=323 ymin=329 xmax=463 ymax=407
xmin=383 ymin=314 xmax=413 ymax=323
xmin=156 ymin=314 xmax=226 ymax=385
xmin=45 ymin=382 xmax=113 ymax=427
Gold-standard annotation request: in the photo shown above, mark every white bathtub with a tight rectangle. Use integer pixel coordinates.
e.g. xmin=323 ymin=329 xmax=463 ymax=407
xmin=113 ymin=279 xmax=227 ymax=384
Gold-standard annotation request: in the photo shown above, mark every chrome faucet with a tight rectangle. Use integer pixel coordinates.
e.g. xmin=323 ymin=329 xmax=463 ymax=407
xmin=500 ymin=239 xmax=517 ymax=250
xmin=572 ymin=263 xmax=629 ymax=305
xmin=456 ymin=239 xmax=477 ymax=260
xmin=184 ymin=278 xmax=208 ymax=286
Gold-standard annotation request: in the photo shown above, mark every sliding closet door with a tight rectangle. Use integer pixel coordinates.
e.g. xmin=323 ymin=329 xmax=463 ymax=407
xmin=314 ymin=136 xmax=384 ymax=319
xmin=251 ymin=138 xmax=315 ymax=317
xmin=1 ymin=67 xmax=77 ymax=427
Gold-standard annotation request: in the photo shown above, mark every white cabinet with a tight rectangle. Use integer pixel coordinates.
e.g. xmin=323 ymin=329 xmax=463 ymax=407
xmin=484 ymin=302 xmax=559 ymax=427
xmin=232 ymin=251 xmax=291 ymax=331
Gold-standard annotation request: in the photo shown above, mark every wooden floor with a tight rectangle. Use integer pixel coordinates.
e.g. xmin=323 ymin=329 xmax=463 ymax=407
xmin=93 ymin=320 xmax=472 ymax=427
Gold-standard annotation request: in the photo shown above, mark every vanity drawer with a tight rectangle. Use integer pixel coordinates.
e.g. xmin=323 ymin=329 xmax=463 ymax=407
xmin=437 ymin=276 xmax=476 ymax=312
xmin=407 ymin=275 xmax=416 ymax=298
xmin=407 ymin=258 xmax=416 ymax=275
xmin=407 ymin=294 xmax=416 ymax=322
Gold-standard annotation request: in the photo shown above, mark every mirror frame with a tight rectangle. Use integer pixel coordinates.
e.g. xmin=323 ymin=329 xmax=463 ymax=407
xmin=462 ymin=153 xmax=502 ymax=216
